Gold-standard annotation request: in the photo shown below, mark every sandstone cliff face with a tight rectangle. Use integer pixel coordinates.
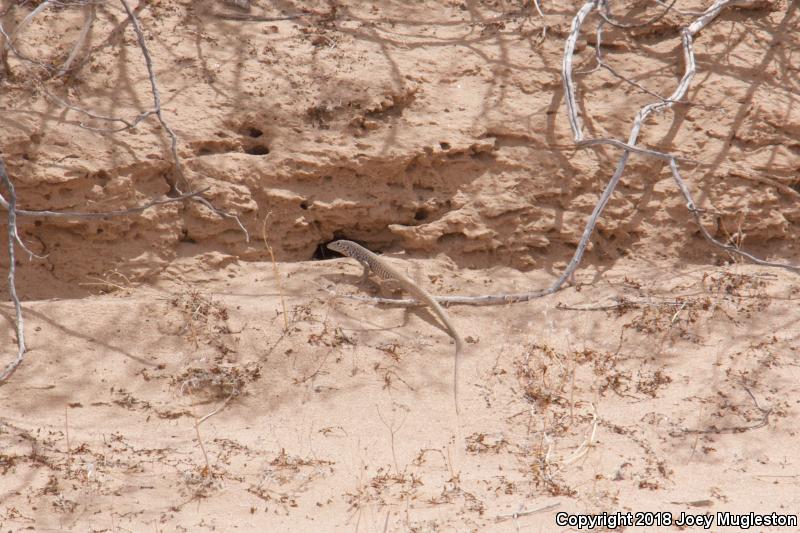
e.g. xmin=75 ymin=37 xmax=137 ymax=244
xmin=0 ymin=1 xmax=796 ymax=298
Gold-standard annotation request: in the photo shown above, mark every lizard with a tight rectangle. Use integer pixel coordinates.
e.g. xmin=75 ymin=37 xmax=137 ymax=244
xmin=327 ymin=239 xmax=465 ymax=414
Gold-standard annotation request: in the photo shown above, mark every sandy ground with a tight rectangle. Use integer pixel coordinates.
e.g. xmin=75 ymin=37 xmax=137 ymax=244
xmin=0 ymin=0 xmax=798 ymax=531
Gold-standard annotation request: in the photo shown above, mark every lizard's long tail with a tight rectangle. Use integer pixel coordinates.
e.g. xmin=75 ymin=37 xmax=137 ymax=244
xmin=453 ymin=335 xmax=464 ymax=416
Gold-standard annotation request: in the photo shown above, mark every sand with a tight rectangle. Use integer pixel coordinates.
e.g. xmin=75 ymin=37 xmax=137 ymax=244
xmin=0 ymin=0 xmax=798 ymax=531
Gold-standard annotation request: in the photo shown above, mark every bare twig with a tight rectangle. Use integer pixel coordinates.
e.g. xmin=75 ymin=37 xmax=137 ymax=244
xmin=0 ymin=159 xmax=27 ymax=382
xmin=555 ymin=297 xmax=686 ymax=311
xmin=532 ymin=0 xmax=547 ymax=40
xmin=0 ymin=187 xmax=208 ymax=219
xmin=119 ymin=0 xmax=183 ymax=189
xmin=58 ymin=2 xmax=96 ymax=76
xmin=262 ymin=213 xmax=289 ymax=332
xmin=376 ymin=405 xmax=407 ymax=475
xmin=598 ymin=0 xmax=678 ymax=29
xmin=41 ymin=87 xmax=155 ymax=132
xmin=667 ymin=159 xmax=799 ymax=273
xmin=193 ymin=392 xmax=235 ymax=476
xmin=574 ymin=137 xmax=692 ymax=162
xmin=12 ymin=1 xmax=52 ymax=43
xmin=0 ymin=1 xmax=253 ymax=382
xmin=192 ymin=195 xmax=251 ymax=242
xmin=553 ymin=0 xmax=799 ymax=288
xmin=198 ymin=392 xmax=236 ymax=425
xmin=0 ymin=180 xmax=233 ymax=381
xmin=0 ymin=19 xmax=53 ymax=74
xmin=7 ymin=2 xmax=249 ymax=240
xmin=1 ymin=1 xmax=98 ymax=74
xmin=578 ymin=1 xmax=798 ymax=276
xmin=562 ymin=1 xmax=596 ymax=141
xmin=671 ymin=382 xmax=771 ymax=435
xmin=193 ymin=416 xmax=212 ymax=475
xmin=585 ymin=20 xmax=683 ymax=104
xmin=120 ymin=0 xmax=250 ymax=241
xmin=215 ymin=13 xmax=302 ymax=22
xmin=560 ymin=403 xmax=598 ymax=465
xmin=495 ymin=502 xmax=561 ymax=523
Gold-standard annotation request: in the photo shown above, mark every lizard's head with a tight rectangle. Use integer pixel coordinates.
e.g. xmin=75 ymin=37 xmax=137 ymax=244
xmin=326 ymin=240 xmax=349 ymax=255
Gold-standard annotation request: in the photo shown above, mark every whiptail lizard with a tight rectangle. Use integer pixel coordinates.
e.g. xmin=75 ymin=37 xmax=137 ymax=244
xmin=327 ymin=239 xmax=465 ymax=414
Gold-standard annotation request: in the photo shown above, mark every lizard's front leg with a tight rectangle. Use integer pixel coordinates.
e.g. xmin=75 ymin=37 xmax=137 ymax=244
xmin=357 ymin=260 xmax=371 ymax=285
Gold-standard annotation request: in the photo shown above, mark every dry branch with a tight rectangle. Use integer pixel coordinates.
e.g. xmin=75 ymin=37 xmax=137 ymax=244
xmin=0 ymin=188 xmax=209 ymax=220
xmin=215 ymin=13 xmax=302 ymax=22
xmin=118 ymin=0 xmax=249 ymax=241
xmin=118 ymin=0 xmax=181 ymax=187
xmin=598 ymin=0 xmax=678 ymax=28
xmin=554 ymin=0 xmax=798 ymax=282
xmin=667 ymin=159 xmax=797 ymax=272
xmin=41 ymin=87 xmax=155 ymax=132
xmin=57 ymin=2 xmax=95 ymax=76
xmin=10 ymin=2 xmax=250 ymax=235
xmin=0 ymin=19 xmax=53 ymax=74
xmin=0 ymin=159 xmax=26 ymax=382
xmin=583 ymin=20 xmax=681 ymax=104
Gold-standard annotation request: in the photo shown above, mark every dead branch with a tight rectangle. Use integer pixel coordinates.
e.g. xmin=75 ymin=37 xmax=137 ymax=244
xmin=0 ymin=178 xmax=218 ymax=381
xmin=10 ymin=3 xmax=249 ymax=238
xmin=215 ymin=13 xmax=302 ymax=22
xmin=57 ymin=2 xmax=96 ymax=76
xmin=670 ymin=382 xmax=771 ymax=435
xmin=554 ymin=0 xmax=799 ymax=286
xmin=0 ymin=0 xmax=253 ymax=382
xmin=41 ymin=86 xmax=156 ymax=132
xmin=262 ymin=213 xmax=289 ymax=332
xmin=67 ymin=0 xmax=143 ymax=74
xmin=667 ymin=159 xmax=797 ymax=272
xmin=0 ymin=187 xmax=208 ymax=220
xmin=12 ymin=1 xmax=52 ymax=41
xmin=0 ymin=19 xmax=53 ymax=74
xmin=0 ymin=1 xmax=97 ymax=75
xmin=119 ymin=0 xmax=249 ymax=241
xmin=0 ymin=159 xmax=27 ymax=382
xmin=598 ymin=0 xmax=678 ymax=29
xmin=573 ymin=137 xmax=690 ymax=161
xmin=555 ymin=297 xmax=686 ymax=311
xmin=2 ymin=2 xmax=124 ymax=78
xmin=583 ymin=20 xmax=681 ymax=104
xmin=118 ymin=0 xmax=182 ymax=188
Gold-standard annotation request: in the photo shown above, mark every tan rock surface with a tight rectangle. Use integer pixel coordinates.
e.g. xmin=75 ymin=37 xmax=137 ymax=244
xmin=0 ymin=1 xmax=798 ymax=530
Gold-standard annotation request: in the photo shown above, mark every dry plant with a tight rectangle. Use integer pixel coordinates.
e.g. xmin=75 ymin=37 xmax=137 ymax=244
xmin=167 ymin=284 xmax=257 ymax=480
xmin=169 ymin=288 xmax=235 ymax=352
xmin=178 ymin=361 xmax=260 ymax=480
xmin=178 ymin=363 xmax=260 ymax=401
xmin=262 ymin=213 xmax=289 ymax=332
xmin=78 ymin=269 xmax=133 ymax=294
xmin=510 ymin=343 xmax=611 ymax=496
xmin=376 ymin=403 xmax=409 ymax=475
